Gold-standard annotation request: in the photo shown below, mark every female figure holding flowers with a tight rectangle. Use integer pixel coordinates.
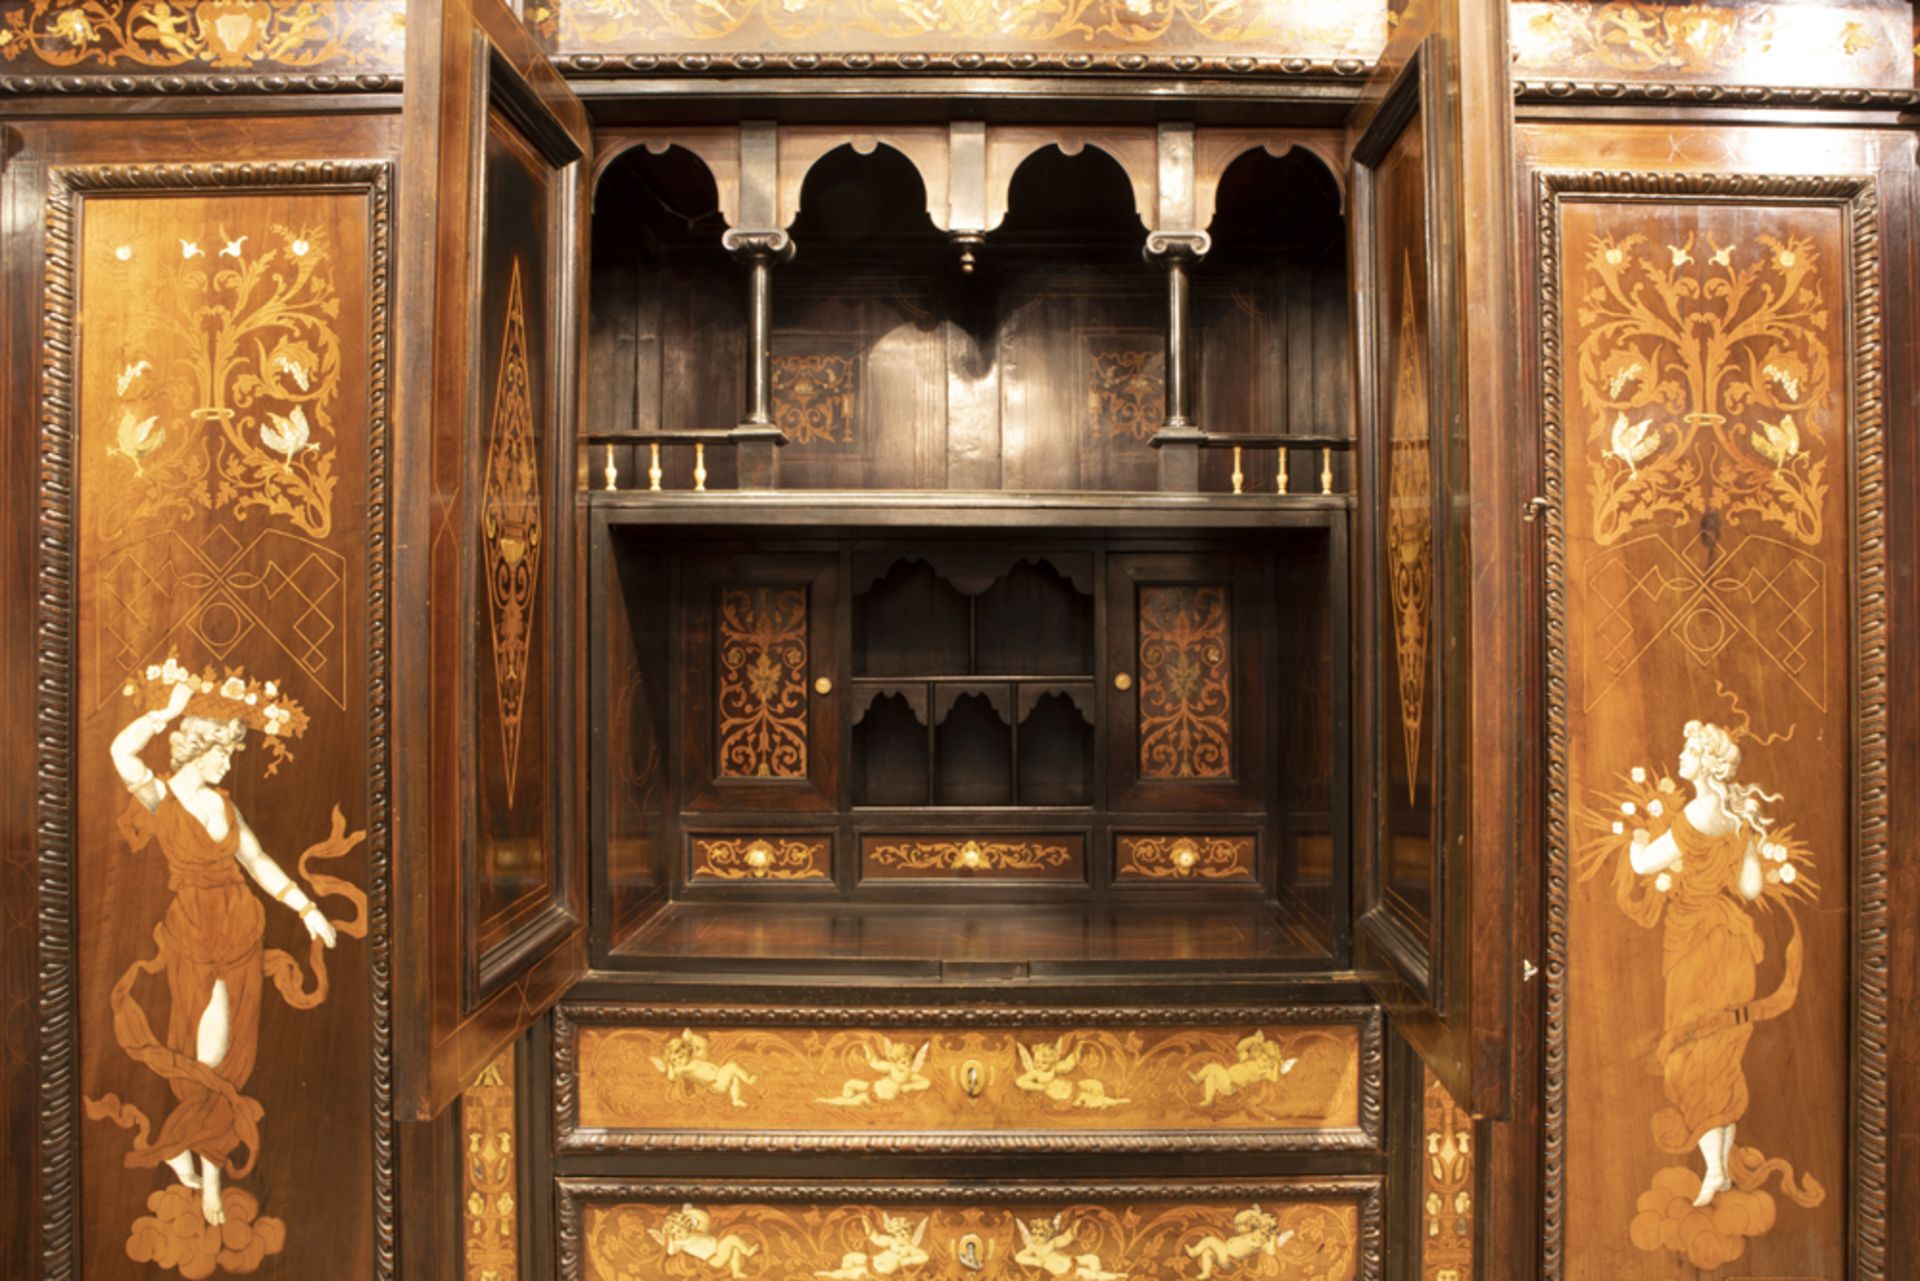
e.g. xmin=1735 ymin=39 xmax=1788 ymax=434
xmin=1619 ymin=720 xmax=1802 ymax=1208
xmin=100 ymin=666 xmax=337 ymax=1227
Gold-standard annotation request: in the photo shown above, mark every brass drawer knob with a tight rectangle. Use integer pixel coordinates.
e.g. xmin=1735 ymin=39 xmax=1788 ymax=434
xmin=814 ymin=676 xmax=833 ymax=696
xmin=1113 ymin=672 xmax=1133 ymax=691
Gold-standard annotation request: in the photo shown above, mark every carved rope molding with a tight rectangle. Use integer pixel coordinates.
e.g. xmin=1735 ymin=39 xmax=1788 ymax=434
xmin=551 ymin=1002 xmax=1384 ymax=1154
xmin=35 ymin=159 xmax=396 ymax=1281
xmin=1513 ymin=79 xmax=1920 ymax=107
xmin=1532 ymin=169 xmax=1888 ymax=1279
xmin=553 ymin=1178 xmax=1386 ymax=1281
xmin=549 ymin=50 xmax=1372 ymax=78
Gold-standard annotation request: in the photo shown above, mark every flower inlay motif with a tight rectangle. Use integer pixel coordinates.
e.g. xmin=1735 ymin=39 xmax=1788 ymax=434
xmin=717 ymin=586 xmax=810 ymax=778
xmin=1137 ymin=584 xmax=1231 ymax=779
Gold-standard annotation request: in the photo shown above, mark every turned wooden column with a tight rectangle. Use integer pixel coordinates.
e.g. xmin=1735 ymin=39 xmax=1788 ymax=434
xmin=1144 ymin=229 xmax=1211 ymax=492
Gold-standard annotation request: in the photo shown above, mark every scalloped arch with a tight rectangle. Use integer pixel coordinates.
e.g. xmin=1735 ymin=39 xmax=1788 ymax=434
xmin=1195 ymin=131 xmax=1347 ymax=232
xmin=591 ymin=130 xmax=740 ymax=227
xmin=986 ymin=128 xmax=1158 ymax=233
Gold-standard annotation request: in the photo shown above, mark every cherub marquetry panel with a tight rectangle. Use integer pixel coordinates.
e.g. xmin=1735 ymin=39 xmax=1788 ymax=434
xmin=0 ymin=0 xmax=406 ymax=80
xmin=41 ymin=164 xmax=392 ymax=1278
xmin=529 ymin=0 xmax=1389 ymax=68
xmin=1540 ymin=175 xmax=1886 ymax=1276
xmin=557 ymin=1182 xmax=1381 ymax=1281
xmin=555 ymin=1006 xmax=1381 ymax=1153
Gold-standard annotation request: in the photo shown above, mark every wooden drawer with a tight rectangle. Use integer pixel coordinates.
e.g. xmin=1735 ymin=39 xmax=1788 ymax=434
xmin=557 ymin=1178 xmax=1383 ymax=1281
xmin=554 ymin=1004 xmax=1382 ymax=1153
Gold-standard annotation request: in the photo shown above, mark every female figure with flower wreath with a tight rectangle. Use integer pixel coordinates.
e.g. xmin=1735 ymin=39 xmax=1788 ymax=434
xmin=86 ymin=657 xmax=366 ymax=1237
xmin=1580 ymin=714 xmax=1823 ymax=1239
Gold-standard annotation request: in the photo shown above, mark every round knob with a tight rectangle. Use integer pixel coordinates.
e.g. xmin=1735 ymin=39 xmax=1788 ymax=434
xmin=1113 ymin=672 xmax=1133 ymax=692
xmin=814 ymin=676 xmax=833 ymax=696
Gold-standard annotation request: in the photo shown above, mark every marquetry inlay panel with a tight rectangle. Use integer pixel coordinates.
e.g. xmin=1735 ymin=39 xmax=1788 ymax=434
xmin=1115 ymin=835 xmax=1255 ymax=882
xmin=557 ymin=1006 xmax=1380 ymax=1152
xmin=0 ymin=0 xmax=406 ymax=81
xmin=43 ymin=162 xmax=392 ymax=1279
xmin=692 ymin=835 xmax=832 ymax=882
xmin=859 ymin=835 xmax=1084 ymax=881
xmin=1540 ymin=175 xmax=1885 ymax=1277
xmin=1136 ymin=585 xmax=1232 ymax=780
xmin=717 ymin=585 xmax=811 ymax=779
xmin=1419 ymin=1067 xmax=1471 ymax=1281
xmin=463 ymin=1050 xmax=519 ymax=1281
xmin=1510 ymin=1 xmax=1916 ymax=95
xmin=560 ymin=1183 xmax=1381 ymax=1281
xmin=530 ymin=0 xmax=1389 ymax=69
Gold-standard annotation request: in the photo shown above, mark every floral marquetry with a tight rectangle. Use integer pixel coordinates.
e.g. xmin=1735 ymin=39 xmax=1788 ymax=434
xmin=1115 ymin=835 xmax=1255 ymax=882
xmin=559 ymin=1010 xmax=1378 ymax=1150
xmin=1137 ymin=585 xmax=1232 ymax=780
xmin=692 ymin=835 xmax=832 ymax=881
xmin=717 ymin=586 xmax=811 ymax=779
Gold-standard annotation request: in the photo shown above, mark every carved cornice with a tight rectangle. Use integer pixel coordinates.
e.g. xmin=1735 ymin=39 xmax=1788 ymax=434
xmin=551 ymin=1002 xmax=1384 ymax=1154
xmin=1513 ymin=78 xmax=1920 ymax=108
xmin=35 ymin=159 xmax=396 ymax=1281
xmin=555 ymin=1178 xmax=1385 ymax=1281
xmin=1533 ymin=167 xmax=1887 ymax=1278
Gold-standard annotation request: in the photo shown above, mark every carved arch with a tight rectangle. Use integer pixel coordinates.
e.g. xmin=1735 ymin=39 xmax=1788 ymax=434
xmin=777 ymin=127 xmax=950 ymax=230
xmin=1195 ymin=130 xmax=1347 ymax=231
xmin=591 ymin=129 xmax=740 ymax=228
xmin=985 ymin=127 xmax=1158 ymax=232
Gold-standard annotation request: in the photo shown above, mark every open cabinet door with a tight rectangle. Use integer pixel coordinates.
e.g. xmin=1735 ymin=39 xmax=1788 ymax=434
xmin=393 ymin=0 xmax=590 ymax=1120
xmin=1348 ymin=0 xmax=1520 ymax=1119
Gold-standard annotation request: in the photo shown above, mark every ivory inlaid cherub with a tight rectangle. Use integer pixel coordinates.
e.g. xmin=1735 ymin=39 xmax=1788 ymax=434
xmin=1014 ymin=1215 xmax=1128 ymax=1281
xmin=814 ymin=1213 xmax=931 ymax=1280
xmin=1189 ymin=1030 xmax=1297 ymax=1106
xmin=648 ymin=1204 xmax=760 ymax=1278
xmin=1184 ymin=1207 xmax=1292 ymax=1280
xmin=816 ymin=1037 xmax=931 ymax=1107
xmin=650 ymin=1029 xmax=757 ymax=1108
xmin=1014 ymin=1037 xmax=1129 ymax=1109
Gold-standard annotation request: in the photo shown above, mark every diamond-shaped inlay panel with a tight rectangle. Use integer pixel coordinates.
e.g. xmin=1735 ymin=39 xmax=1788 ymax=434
xmin=480 ymin=256 xmax=543 ymax=802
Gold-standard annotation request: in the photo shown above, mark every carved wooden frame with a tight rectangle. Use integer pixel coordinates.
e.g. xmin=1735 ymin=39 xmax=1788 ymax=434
xmin=34 ymin=159 xmax=396 ymax=1280
xmin=551 ymin=1002 xmax=1384 ymax=1154
xmin=554 ymin=1177 xmax=1385 ymax=1281
xmin=1534 ymin=170 xmax=1888 ymax=1277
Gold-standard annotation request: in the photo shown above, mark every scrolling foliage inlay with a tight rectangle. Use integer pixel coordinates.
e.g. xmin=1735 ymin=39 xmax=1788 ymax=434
xmin=717 ymin=586 xmax=810 ymax=779
xmin=1137 ymin=585 xmax=1231 ymax=779
xmin=1115 ymin=835 xmax=1253 ymax=881
xmin=692 ymin=836 xmax=830 ymax=881
xmin=580 ymin=1195 xmax=1361 ymax=1281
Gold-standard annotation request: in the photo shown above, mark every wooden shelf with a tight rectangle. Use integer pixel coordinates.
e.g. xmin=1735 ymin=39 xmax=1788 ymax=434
xmin=604 ymin=900 xmax=1334 ymax=976
xmin=590 ymin=489 xmax=1353 ymax=529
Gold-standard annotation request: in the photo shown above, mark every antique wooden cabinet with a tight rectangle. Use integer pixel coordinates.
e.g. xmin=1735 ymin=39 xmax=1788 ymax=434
xmin=2 ymin=2 xmax=1916 ymax=1281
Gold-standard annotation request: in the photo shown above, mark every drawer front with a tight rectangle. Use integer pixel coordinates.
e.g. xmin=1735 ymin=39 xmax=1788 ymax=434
xmin=558 ymin=1179 xmax=1382 ymax=1281
xmin=859 ymin=833 xmax=1088 ymax=882
xmin=555 ymin=1004 xmax=1382 ymax=1153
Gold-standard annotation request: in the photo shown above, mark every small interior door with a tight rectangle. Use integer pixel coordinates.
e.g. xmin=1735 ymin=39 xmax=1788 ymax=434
xmin=1347 ymin=0 xmax=1520 ymax=1119
xmin=393 ymin=0 xmax=591 ymax=1120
